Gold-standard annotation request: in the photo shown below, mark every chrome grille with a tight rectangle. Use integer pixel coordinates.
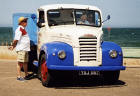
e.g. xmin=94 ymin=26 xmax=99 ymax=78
xmin=79 ymin=36 xmax=97 ymax=61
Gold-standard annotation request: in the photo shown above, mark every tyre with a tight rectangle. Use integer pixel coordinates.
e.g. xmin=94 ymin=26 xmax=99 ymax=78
xmin=102 ymin=71 xmax=120 ymax=84
xmin=38 ymin=54 xmax=52 ymax=87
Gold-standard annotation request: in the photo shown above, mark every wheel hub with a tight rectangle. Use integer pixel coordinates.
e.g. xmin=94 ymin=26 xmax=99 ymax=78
xmin=41 ymin=61 xmax=48 ymax=81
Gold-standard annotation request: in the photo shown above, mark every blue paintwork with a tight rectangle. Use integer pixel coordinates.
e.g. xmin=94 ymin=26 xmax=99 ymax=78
xmin=33 ymin=61 xmax=39 ymax=67
xmin=40 ymin=42 xmax=74 ymax=67
xmin=48 ymin=65 xmax=125 ymax=71
xmin=101 ymin=41 xmax=123 ymax=66
xmin=13 ymin=13 xmax=38 ymax=45
xmin=40 ymin=41 xmax=125 ymax=71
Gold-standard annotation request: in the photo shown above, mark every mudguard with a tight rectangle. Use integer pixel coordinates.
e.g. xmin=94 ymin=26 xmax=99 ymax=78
xmin=40 ymin=42 xmax=74 ymax=68
xmin=13 ymin=13 xmax=37 ymax=45
xmin=101 ymin=41 xmax=123 ymax=66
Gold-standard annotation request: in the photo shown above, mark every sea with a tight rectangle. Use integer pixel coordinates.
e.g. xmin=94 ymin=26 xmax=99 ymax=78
xmin=0 ymin=27 xmax=140 ymax=47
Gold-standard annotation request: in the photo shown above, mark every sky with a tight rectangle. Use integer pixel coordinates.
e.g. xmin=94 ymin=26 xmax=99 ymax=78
xmin=0 ymin=0 xmax=140 ymax=28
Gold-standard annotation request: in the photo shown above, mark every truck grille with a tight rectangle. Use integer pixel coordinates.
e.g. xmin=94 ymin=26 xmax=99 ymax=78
xmin=79 ymin=36 xmax=97 ymax=61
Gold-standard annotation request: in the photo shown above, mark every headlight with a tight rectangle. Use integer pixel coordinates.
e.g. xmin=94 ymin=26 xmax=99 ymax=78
xmin=109 ymin=50 xmax=118 ymax=58
xmin=58 ymin=50 xmax=66 ymax=59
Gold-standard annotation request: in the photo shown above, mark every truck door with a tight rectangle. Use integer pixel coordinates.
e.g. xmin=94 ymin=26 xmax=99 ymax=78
xmin=37 ymin=10 xmax=46 ymax=54
xmin=13 ymin=13 xmax=37 ymax=45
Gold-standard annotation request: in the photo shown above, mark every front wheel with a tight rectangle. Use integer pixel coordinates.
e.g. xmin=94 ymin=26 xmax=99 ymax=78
xmin=38 ymin=54 xmax=52 ymax=87
xmin=101 ymin=71 xmax=120 ymax=84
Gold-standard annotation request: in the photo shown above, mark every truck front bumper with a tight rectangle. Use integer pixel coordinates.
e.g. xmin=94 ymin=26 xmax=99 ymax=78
xmin=48 ymin=65 xmax=126 ymax=71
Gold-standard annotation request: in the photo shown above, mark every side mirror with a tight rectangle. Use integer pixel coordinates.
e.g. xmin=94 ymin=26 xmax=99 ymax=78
xmin=37 ymin=22 xmax=45 ymax=28
xmin=31 ymin=14 xmax=37 ymax=20
xmin=102 ymin=15 xmax=111 ymax=23
xmin=107 ymin=15 xmax=111 ymax=20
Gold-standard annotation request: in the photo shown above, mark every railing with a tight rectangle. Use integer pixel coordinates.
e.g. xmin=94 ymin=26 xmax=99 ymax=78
xmin=0 ymin=41 xmax=12 ymax=46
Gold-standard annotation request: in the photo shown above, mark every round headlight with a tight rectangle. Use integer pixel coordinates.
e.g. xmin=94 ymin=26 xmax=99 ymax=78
xmin=109 ymin=50 xmax=118 ymax=58
xmin=58 ymin=50 xmax=66 ymax=59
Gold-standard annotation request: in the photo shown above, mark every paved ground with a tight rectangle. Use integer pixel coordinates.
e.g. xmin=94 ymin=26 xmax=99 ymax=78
xmin=0 ymin=60 xmax=140 ymax=96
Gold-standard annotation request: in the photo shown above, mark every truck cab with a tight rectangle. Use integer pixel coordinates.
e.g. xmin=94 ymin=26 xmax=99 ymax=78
xmin=37 ymin=4 xmax=103 ymax=66
xmin=13 ymin=4 xmax=125 ymax=87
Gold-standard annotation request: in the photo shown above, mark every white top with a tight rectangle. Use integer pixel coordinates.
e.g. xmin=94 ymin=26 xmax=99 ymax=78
xmin=39 ymin=4 xmax=101 ymax=12
xmin=14 ymin=25 xmax=30 ymax=51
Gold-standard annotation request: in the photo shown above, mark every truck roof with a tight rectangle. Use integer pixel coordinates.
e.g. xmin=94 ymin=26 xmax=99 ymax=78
xmin=39 ymin=4 xmax=101 ymax=12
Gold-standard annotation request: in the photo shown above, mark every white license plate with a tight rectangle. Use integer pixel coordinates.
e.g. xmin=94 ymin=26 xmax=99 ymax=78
xmin=79 ymin=71 xmax=100 ymax=76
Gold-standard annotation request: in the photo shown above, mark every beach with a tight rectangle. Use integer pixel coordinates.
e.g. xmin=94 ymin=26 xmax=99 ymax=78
xmin=0 ymin=60 xmax=140 ymax=96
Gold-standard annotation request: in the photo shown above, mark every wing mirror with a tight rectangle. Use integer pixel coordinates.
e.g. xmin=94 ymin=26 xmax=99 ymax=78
xmin=107 ymin=15 xmax=111 ymax=20
xmin=102 ymin=15 xmax=111 ymax=23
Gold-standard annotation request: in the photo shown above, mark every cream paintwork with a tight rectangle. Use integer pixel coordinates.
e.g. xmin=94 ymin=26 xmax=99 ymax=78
xmin=39 ymin=4 xmax=102 ymax=14
xmin=37 ymin=4 xmax=103 ymax=66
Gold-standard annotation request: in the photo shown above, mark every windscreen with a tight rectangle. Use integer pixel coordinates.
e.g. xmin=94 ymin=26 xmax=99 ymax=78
xmin=47 ymin=9 xmax=74 ymax=26
xmin=47 ymin=9 xmax=101 ymax=27
xmin=75 ymin=9 xmax=101 ymax=27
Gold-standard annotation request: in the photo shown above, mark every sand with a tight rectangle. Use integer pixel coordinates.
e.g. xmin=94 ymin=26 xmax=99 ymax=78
xmin=0 ymin=46 xmax=17 ymax=60
xmin=123 ymin=58 xmax=140 ymax=67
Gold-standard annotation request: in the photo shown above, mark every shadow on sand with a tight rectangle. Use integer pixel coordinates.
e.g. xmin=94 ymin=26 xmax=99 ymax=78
xmin=51 ymin=78 xmax=126 ymax=89
xmin=37 ymin=75 xmax=126 ymax=89
xmin=26 ymin=72 xmax=126 ymax=89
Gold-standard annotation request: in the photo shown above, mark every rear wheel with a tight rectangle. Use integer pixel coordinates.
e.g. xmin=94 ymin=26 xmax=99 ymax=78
xmin=102 ymin=71 xmax=120 ymax=84
xmin=38 ymin=54 xmax=52 ymax=87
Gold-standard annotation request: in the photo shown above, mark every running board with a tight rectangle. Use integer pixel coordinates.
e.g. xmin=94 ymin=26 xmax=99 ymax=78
xmin=33 ymin=61 xmax=39 ymax=67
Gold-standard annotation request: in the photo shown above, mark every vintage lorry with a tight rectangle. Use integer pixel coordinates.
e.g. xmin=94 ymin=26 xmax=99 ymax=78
xmin=13 ymin=4 xmax=125 ymax=86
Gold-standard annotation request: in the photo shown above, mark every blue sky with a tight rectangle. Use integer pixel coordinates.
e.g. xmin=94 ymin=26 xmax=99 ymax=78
xmin=0 ymin=0 xmax=140 ymax=27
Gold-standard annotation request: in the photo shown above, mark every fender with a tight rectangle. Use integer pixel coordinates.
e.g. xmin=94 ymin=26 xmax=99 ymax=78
xmin=40 ymin=42 xmax=74 ymax=69
xmin=101 ymin=41 xmax=123 ymax=66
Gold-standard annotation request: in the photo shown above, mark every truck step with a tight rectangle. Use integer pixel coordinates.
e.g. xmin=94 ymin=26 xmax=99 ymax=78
xmin=33 ymin=61 xmax=39 ymax=67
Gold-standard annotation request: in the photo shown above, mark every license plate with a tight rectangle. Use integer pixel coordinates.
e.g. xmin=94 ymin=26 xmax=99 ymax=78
xmin=79 ymin=71 xmax=100 ymax=76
